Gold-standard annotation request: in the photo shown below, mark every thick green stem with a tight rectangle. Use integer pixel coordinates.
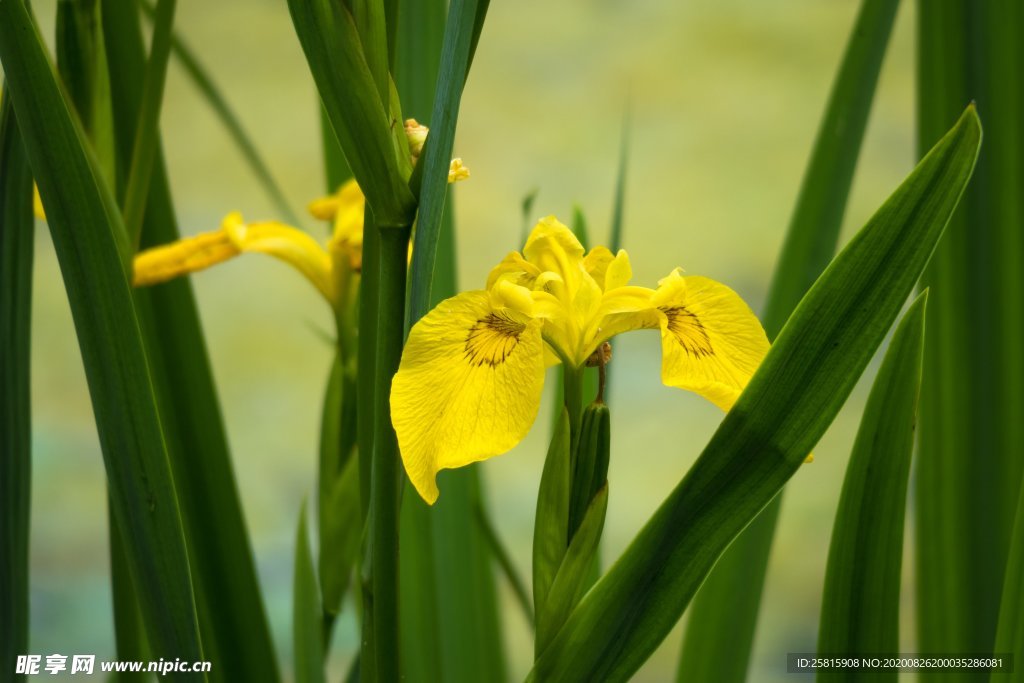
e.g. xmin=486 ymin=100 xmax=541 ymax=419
xmin=367 ymin=227 xmax=411 ymax=682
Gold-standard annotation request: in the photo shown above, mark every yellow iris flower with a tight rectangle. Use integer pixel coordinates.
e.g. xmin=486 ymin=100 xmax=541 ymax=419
xmin=391 ymin=216 xmax=771 ymax=504
xmin=131 ymin=157 xmax=468 ymax=307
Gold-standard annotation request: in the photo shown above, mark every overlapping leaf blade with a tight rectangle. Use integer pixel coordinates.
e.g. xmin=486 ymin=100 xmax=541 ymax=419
xmin=816 ymin=293 xmax=927 ymax=682
xmin=678 ymin=0 xmax=901 ymax=678
xmin=0 ymin=85 xmax=34 ymax=681
xmin=0 ymin=1 xmax=203 ymax=671
xmin=530 ymin=106 xmax=980 ymax=682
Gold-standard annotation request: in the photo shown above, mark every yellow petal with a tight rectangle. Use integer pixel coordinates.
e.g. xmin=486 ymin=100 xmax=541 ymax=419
xmin=222 ymin=213 xmax=334 ymax=302
xmin=133 ymin=229 xmax=239 ymax=287
xmin=653 ymin=270 xmax=769 ymax=411
xmin=583 ymin=246 xmax=633 ymax=291
xmin=391 ymin=291 xmax=546 ymax=504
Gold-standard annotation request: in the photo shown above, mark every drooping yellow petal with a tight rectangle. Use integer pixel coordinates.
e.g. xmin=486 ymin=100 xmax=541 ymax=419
xmin=221 ymin=213 xmax=334 ymax=302
xmin=391 ymin=291 xmax=546 ymax=504
xmin=652 ymin=269 xmax=769 ymax=411
xmin=133 ymin=212 xmax=334 ymax=304
xmin=133 ymin=229 xmax=239 ymax=287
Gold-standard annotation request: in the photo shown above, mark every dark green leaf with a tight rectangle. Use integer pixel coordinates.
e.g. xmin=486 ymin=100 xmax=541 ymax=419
xmin=294 ymin=503 xmax=326 ymax=683
xmin=0 ymin=0 xmax=203 ymax=670
xmin=320 ymin=455 xmax=361 ymax=617
xmin=530 ymin=106 xmax=980 ymax=683
xmin=916 ymin=3 xmax=1024 ymax=668
xmin=679 ymin=0 xmax=901 ymax=678
xmin=816 ymin=293 xmax=926 ymax=683
xmin=406 ymin=0 xmax=489 ymax=327
xmin=0 ymin=84 xmax=34 ymax=679
xmin=533 ymin=410 xmax=571 ymax=621
xmin=121 ymin=0 xmax=175 ymax=249
xmin=102 ymin=4 xmax=281 ymax=679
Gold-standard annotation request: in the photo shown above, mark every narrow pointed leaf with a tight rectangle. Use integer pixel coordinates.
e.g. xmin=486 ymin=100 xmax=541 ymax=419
xmin=294 ymin=503 xmax=326 ymax=683
xmin=534 ymin=411 xmax=571 ymax=622
xmin=816 ymin=293 xmax=927 ymax=682
xmin=679 ymin=1 xmax=901 ymax=678
xmin=536 ymin=486 xmax=608 ymax=656
xmin=406 ymin=0 xmax=489 ymax=326
xmin=530 ymin=106 xmax=980 ymax=683
xmin=0 ymin=86 xmax=34 ymax=678
xmin=0 ymin=0 xmax=203 ymax=669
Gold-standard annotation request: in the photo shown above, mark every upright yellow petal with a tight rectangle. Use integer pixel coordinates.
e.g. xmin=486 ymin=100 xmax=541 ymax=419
xmin=391 ymin=291 xmax=546 ymax=504
xmin=652 ymin=270 xmax=769 ymax=411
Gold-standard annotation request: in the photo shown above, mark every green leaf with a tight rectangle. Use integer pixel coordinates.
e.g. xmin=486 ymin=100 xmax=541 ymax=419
xmin=0 ymin=0 xmax=204 ymax=671
xmin=535 ymin=485 xmax=608 ymax=656
xmin=121 ymin=0 xmax=175 ymax=249
xmin=294 ymin=502 xmax=326 ymax=683
xmin=109 ymin=503 xmax=151 ymax=675
xmin=137 ymin=0 xmax=298 ymax=223
xmin=0 ymin=84 xmax=34 ymax=679
xmin=320 ymin=454 xmax=361 ymax=617
xmin=101 ymin=4 xmax=281 ymax=679
xmin=916 ymin=3 xmax=1024 ymax=669
xmin=816 ymin=293 xmax=927 ymax=683
xmin=678 ymin=0 xmax=901 ymax=678
xmin=287 ymin=0 xmax=415 ymax=229
xmin=406 ymin=0 xmax=489 ymax=327
xmin=568 ymin=402 xmax=609 ymax=542
xmin=533 ymin=410 xmax=571 ymax=621
xmin=529 ymin=106 xmax=981 ymax=683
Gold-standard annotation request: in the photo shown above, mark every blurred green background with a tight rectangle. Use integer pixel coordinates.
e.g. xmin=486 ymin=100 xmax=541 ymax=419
xmin=25 ymin=0 xmax=918 ymax=680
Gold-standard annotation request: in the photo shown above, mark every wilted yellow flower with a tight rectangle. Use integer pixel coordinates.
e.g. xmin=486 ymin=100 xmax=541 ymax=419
xmin=391 ymin=216 xmax=770 ymax=503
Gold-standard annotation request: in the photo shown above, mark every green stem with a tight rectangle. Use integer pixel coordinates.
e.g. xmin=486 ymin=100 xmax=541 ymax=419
xmin=563 ymin=363 xmax=585 ymax=447
xmin=368 ymin=226 xmax=411 ymax=682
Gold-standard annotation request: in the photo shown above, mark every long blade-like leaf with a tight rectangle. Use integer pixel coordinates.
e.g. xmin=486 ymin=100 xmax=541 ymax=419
xmin=294 ymin=503 xmax=326 ymax=683
xmin=916 ymin=4 xmax=1024 ymax=672
xmin=678 ymin=1 xmax=900 ymax=679
xmin=0 ymin=85 xmax=34 ymax=681
xmin=406 ymin=0 xmax=489 ymax=327
xmin=0 ymin=1 xmax=203 ymax=671
xmin=121 ymin=0 xmax=175 ymax=249
xmin=100 ymin=4 xmax=281 ymax=680
xmin=816 ymin=292 xmax=926 ymax=682
xmin=530 ymin=106 xmax=980 ymax=683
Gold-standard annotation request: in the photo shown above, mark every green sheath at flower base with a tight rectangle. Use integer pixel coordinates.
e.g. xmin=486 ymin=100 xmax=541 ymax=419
xmin=391 ymin=216 xmax=771 ymax=503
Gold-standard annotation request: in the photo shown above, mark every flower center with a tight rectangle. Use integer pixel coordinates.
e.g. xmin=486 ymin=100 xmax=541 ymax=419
xmin=662 ymin=305 xmax=714 ymax=358
xmin=464 ymin=312 xmax=526 ymax=367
